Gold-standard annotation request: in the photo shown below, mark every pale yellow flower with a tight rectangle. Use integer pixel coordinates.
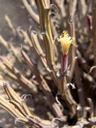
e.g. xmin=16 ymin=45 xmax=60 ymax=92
xmin=59 ymin=31 xmax=73 ymax=55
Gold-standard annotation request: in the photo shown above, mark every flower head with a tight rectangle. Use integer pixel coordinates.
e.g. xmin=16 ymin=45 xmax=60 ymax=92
xmin=59 ymin=31 xmax=73 ymax=55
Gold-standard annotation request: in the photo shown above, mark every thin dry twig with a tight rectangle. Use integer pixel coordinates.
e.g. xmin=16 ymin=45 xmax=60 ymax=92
xmin=0 ymin=56 xmax=38 ymax=96
xmin=0 ymin=84 xmax=52 ymax=128
xmin=22 ymin=0 xmax=39 ymax=24
xmin=0 ymin=35 xmax=9 ymax=50
xmin=21 ymin=50 xmax=66 ymax=120
xmin=5 ymin=15 xmax=16 ymax=36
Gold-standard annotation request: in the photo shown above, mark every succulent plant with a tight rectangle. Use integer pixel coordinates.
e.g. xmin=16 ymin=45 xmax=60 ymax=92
xmin=0 ymin=0 xmax=96 ymax=127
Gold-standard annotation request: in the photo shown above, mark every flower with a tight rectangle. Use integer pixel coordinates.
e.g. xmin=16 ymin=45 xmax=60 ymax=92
xmin=59 ymin=31 xmax=73 ymax=55
xmin=59 ymin=31 xmax=73 ymax=76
